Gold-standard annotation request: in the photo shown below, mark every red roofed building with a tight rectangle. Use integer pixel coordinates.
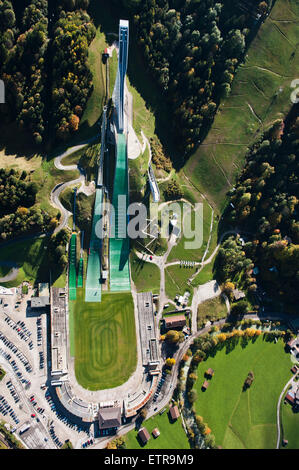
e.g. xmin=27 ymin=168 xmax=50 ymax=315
xmin=138 ymin=427 xmax=150 ymax=445
xmin=169 ymin=405 xmax=180 ymax=421
xmin=164 ymin=315 xmax=186 ymax=330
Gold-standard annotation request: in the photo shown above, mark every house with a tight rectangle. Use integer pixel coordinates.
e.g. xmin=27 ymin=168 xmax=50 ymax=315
xmin=285 ymin=392 xmax=295 ymax=405
xmin=232 ymin=289 xmax=245 ymax=301
xmin=138 ymin=427 xmax=150 ymax=445
xmin=202 ymin=380 xmax=209 ymax=391
xmin=287 ymin=339 xmax=296 ymax=350
xmin=152 ymin=428 xmax=160 ymax=438
xmin=164 ymin=315 xmax=186 ymax=330
xmin=169 ymin=405 xmax=180 ymax=421
xmin=291 ymin=365 xmax=298 ymax=374
xmin=98 ymin=407 xmax=122 ymax=431
xmin=206 ymin=368 xmax=214 ymax=378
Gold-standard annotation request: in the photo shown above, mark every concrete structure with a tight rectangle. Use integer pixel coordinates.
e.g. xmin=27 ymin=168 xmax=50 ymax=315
xmin=136 ymin=292 xmax=160 ymax=372
xmin=0 ymin=287 xmax=15 ymax=295
xmin=50 ymin=288 xmax=68 ymax=381
xmin=113 ymin=20 xmax=129 ymax=132
xmin=30 ymin=282 xmax=50 ymax=309
xmin=38 ymin=283 xmax=50 ymax=298
xmin=148 ymin=162 xmax=160 ymax=203
xmin=30 ymin=297 xmax=50 ymax=309
xmin=97 ymin=106 xmax=107 ymax=188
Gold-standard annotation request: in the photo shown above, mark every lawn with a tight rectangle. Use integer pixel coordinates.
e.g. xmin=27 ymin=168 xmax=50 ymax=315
xmin=0 ymin=237 xmax=52 ymax=287
xmin=193 ymin=336 xmax=292 ymax=449
xmin=165 ymin=265 xmax=194 ymax=301
xmin=167 ymin=200 xmax=213 ymax=264
xmin=280 ymin=391 xmax=299 ymax=449
xmin=72 ymin=289 xmax=137 ymax=390
xmin=124 ymin=407 xmax=190 ymax=449
xmin=184 ymin=0 xmax=299 ymax=212
xmin=81 ymin=27 xmax=107 ymax=127
xmin=130 ymin=252 xmax=160 ymax=294
xmin=197 ymin=296 xmax=228 ymax=328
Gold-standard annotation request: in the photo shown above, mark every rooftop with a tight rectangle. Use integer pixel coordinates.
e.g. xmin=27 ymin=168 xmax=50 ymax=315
xmin=98 ymin=407 xmax=122 ymax=430
xmin=169 ymin=405 xmax=180 ymax=421
xmin=138 ymin=427 xmax=150 ymax=444
xmin=30 ymin=296 xmax=50 ymax=308
xmin=164 ymin=315 xmax=186 ymax=329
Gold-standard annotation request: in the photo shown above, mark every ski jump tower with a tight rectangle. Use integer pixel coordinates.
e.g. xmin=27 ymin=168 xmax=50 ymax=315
xmin=109 ymin=19 xmax=131 ymax=292
xmin=113 ymin=19 xmax=129 ymax=133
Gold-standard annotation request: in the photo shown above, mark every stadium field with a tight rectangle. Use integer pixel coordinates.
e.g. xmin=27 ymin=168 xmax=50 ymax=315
xmin=72 ymin=289 xmax=137 ymax=390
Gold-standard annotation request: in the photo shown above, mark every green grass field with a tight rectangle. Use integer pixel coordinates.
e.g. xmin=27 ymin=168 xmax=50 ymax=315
xmin=130 ymin=252 xmax=160 ymax=294
xmin=81 ymin=28 xmax=107 ymax=127
xmin=125 ymin=407 xmax=190 ymax=449
xmin=71 ymin=289 xmax=137 ymax=390
xmin=165 ymin=265 xmax=194 ymax=301
xmin=0 ymin=238 xmax=50 ymax=287
xmin=184 ymin=0 xmax=299 ymax=212
xmin=197 ymin=296 xmax=228 ymax=327
xmin=280 ymin=390 xmax=299 ymax=449
xmin=194 ymin=336 xmax=292 ymax=449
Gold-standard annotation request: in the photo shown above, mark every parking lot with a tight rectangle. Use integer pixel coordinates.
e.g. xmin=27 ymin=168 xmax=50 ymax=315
xmin=0 ymin=287 xmax=92 ymax=448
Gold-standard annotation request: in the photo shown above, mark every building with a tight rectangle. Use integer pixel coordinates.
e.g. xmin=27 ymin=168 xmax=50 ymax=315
xmin=30 ymin=282 xmax=50 ymax=310
xmin=152 ymin=428 xmax=160 ymax=438
xmin=164 ymin=315 xmax=186 ymax=330
xmin=50 ymin=288 xmax=68 ymax=381
xmin=136 ymin=292 xmax=160 ymax=373
xmin=202 ymin=380 xmax=209 ymax=391
xmin=30 ymin=297 xmax=50 ymax=309
xmin=98 ymin=407 xmax=122 ymax=431
xmin=0 ymin=286 xmax=15 ymax=296
xmin=291 ymin=365 xmax=298 ymax=374
xmin=38 ymin=283 xmax=50 ymax=297
xmin=285 ymin=392 xmax=295 ymax=405
xmin=206 ymin=368 xmax=214 ymax=378
xmin=169 ymin=405 xmax=180 ymax=421
xmin=233 ymin=289 xmax=245 ymax=301
xmin=138 ymin=427 xmax=150 ymax=445
xmin=287 ymin=338 xmax=296 ymax=350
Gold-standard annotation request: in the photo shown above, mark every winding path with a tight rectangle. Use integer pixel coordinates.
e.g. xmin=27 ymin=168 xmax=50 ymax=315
xmin=51 ymin=137 xmax=98 ymax=232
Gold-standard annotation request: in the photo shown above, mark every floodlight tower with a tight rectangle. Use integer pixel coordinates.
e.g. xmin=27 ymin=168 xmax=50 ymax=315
xmin=113 ymin=19 xmax=129 ymax=133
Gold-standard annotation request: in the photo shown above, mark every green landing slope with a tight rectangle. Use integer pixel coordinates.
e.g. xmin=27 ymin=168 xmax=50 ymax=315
xmin=109 ymin=133 xmax=130 ymax=292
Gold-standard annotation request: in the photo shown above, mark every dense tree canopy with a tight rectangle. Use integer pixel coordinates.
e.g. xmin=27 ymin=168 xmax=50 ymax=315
xmin=0 ymin=0 xmax=95 ymax=144
xmin=220 ymin=109 xmax=299 ymax=305
xmin=115 ymin=0 xmax=271 ymax=156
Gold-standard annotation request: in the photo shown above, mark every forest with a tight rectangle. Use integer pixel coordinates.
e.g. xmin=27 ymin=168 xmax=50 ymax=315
xmin=217 ymin=108 xmax=299 ymax=305
xmin=115 ymin=0 xmax=272 ymax=157
xmin=0 ymin=0 xmax=95 ymax=144
xmin=0 ymin=168 xmax=56 ymax=241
